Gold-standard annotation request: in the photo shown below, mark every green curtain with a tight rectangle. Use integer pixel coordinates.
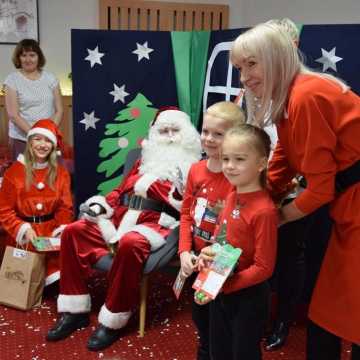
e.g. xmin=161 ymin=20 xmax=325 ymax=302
xmin=171 ymin=31 xmax=210 ymax=128
xmin=296 ymin=23 xmax=304 ymax=40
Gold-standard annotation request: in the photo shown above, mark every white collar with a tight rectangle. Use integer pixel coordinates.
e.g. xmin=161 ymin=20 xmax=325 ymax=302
xmin=34 ymin=161 xmax=48 ymax=169
xmin=17 ymin=154 xmax=48 ymax=169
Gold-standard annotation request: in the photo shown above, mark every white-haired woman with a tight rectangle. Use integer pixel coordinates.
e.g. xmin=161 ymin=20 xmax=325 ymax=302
xmin=230 ymin=22 xmax=360 ymax=360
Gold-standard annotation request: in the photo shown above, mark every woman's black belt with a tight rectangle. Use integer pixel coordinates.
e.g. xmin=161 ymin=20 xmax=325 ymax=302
xmin=335 ymin=159 xmax=360 ymax=193
xmin=20 ymin=213 xmax=55 ymax=223
xmin=121 ymin=194 xmax=179 ymax=220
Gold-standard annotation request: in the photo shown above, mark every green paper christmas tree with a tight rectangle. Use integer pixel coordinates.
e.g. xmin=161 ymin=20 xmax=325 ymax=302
xmin=96 ymin=93 xmax=157 ymax=195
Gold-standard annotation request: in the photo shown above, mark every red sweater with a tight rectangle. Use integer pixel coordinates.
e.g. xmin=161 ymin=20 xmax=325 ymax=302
xmin=216 ymin=190 xmax=278 ymax=294
xmin=179 ymin=160 xmax=233 ymax=254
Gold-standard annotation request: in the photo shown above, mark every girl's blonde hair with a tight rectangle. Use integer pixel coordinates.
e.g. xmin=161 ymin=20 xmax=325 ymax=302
xmin=24 ymin=136 xmax=58 ymax=190
xmin=230 ymin=22 xmax=348 ymax=126
xmin=206 ymin=101 xmax=245 ymax=127
xmin=223 ymin=124 xmax=271 ymax=187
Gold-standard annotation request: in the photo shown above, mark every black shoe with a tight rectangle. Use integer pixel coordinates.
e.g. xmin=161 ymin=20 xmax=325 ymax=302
xmin=264 ymin=321 xmax=290 ymax=351
xmin=46 ymin=313 xmax=90 ymax=341
xmin=87 ymin=324 xmax=122 ymax=351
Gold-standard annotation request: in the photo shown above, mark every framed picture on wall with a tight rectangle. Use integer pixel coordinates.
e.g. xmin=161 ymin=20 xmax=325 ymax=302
xmin=0 ymin=0 xmax=39 ymax=44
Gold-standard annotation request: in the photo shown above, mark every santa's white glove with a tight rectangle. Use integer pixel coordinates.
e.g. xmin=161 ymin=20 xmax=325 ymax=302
xmin=171 ymin=167 xmax=185 ymax=196
xmin=79 ymin=203 xmax=106 ymax=223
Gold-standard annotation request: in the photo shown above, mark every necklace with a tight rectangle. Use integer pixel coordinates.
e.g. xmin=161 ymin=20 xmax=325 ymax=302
xmin=231 ymin=198 xmax=246 ymax=219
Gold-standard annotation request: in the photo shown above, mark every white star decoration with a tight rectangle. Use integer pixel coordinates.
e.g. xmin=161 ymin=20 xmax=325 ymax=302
xmin=80 ymin=111 xmax=100 ymax=130
xmin=109 ymin=84 xmax=129 ymax=103
xmin=315 ymin=47 xmax=343 ymax=72
xmin=85 ymin=46 xmax=105 ymax=68
xmin=132 ymin=41 xmax=154 ymax=62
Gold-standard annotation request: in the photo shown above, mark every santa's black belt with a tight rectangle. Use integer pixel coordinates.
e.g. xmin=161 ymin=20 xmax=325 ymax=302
xmin=20 ymin=213 xmax=54 ymax=224
xmin=192 ymin=226 xmax=212 ymax=242
xmin=121 ymin=194 xmax=179 ymax=220
xmin=335 ymin=159 xmax=360 ymax=193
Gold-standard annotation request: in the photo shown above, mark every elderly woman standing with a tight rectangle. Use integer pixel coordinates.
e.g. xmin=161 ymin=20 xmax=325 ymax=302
xmin=230 ymin=22 xmax=360 ymax=360
xmin=4 ymin=39 xmax=63 ymax=160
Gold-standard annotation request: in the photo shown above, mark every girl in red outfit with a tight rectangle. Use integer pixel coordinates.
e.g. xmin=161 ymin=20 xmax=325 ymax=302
xmin=0 ymin=119 xmax=73 ymax=286
xmin=231 ymin=22 xmax=360 ymax=360
xmin=179 ymin=101 xmax=245 ymax=360
xmin=196 ymin=125 xmax=278 ymax=360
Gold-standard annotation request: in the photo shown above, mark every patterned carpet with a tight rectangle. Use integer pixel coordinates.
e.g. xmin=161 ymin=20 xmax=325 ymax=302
xmin=0 ymin=272 xmax=352 ymax=360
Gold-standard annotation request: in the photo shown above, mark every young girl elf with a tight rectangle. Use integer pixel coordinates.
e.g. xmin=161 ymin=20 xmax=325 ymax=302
xmin=0 ymin=119 xmax=73 ymax=286
xmin=179 ymin=101 xmax=245 ymax=360
xmin=196 ymin=124 xmax=278 ymax=360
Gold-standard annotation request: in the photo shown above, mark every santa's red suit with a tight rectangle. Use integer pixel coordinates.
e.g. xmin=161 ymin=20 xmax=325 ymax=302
xmin=0 ymin=154 xmax=73 ymax=285
xmin=58 ymin=157 xmax=187 ymax=329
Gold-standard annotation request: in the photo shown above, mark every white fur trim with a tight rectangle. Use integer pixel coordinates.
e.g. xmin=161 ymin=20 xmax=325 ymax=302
xmin=82 ymin=213 xmax=99 ymax=223
xmin=109 ymin=209 xmax=141 ymax=244
xmin=16 ymin=222 xmax=32 ymax=245
xmin=51 ymin=224 xmax=66 ymax=238
xmin=98 ymin=304 xmax=131 ymax=330
xmin=168 ymin=185 xmax=182 ymax=211
xmin=17 ymin=154 xmax=25 ymax=165
xmin=158 ymin=212 xmax=178 ymax=229
xmin=153 ymin=110 xmax=191 ymax=129
xmin=134 ymin=174 xmax=158 ymax=198
xmin=57 ymin=294 xmax=91 ymax=313
xmin=45 ymin=271 xmax=60 ymax=286
xmin=97 ymin=218 xmax=117 ymax=244
xmin=131 ymin=224 xmax=166 ymax=251
xmin=28 ymin=127 xmax=57 ymax=145
xmin=85 ymin=195 xmax=114 ymax=218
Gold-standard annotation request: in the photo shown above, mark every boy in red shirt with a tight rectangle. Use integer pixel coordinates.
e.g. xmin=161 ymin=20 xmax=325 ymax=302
xmin=179 ymin=101 xmax=245 ymax=360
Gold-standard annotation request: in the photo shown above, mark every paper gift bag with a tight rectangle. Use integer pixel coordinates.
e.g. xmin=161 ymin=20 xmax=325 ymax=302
xmin=0 ymin=246 xmax=45 ymax=310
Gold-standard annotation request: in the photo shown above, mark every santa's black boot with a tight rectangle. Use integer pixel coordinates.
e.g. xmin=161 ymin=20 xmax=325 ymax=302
xmin=46 ymin=313 xmax=90 ymax=341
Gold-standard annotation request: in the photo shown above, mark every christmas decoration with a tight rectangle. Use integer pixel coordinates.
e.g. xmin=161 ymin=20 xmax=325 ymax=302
xmin=132 ymin=41 xmax=154 ymax=62
xmin=85 ymin=45 xmax=105 ymax=68
xmin=109 ymin=83 xmax=130 ymax=103
xmin=80 ymin=111 xmax=100 ymax=130
xmin=96 ymin=93 xmax=157 ymax=195
xmin=315 ymin=47 xmax=343 ymax=72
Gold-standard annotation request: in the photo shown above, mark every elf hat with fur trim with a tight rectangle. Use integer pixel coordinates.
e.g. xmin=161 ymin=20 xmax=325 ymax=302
xmin=27 ymin=119 xmax=63 ymax=149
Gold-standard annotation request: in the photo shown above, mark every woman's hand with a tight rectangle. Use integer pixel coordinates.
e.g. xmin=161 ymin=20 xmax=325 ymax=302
xmin=4 ymin=86 xmax=32 ymax=133
xmin=197 ymin=246 xmax=216 ymax=271
xmin=23 ymin=227 xmax=37 ymax=245
xmin=180 ymin=251 xmax=197 ymax=277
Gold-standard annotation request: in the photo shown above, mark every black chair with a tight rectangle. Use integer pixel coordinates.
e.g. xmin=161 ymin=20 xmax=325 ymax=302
xmin=94 ymin=148 xmax=180 ymax=337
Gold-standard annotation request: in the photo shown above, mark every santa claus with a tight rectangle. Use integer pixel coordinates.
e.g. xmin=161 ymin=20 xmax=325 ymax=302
xmin=46 ymin=109 xmax=201 ymax=351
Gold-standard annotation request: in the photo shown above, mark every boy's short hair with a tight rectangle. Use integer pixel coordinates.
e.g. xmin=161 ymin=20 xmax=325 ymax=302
xmin=206 ymin=101 xmax=245 ymax=127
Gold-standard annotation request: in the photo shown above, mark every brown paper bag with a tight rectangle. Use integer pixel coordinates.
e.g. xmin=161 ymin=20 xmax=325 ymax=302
xmin=0 ymin=246 xmax=45 ymax=310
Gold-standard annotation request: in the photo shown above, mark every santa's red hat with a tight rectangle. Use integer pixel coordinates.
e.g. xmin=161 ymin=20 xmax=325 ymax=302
xmin=27 ymin=119 xmax=63 ymax=150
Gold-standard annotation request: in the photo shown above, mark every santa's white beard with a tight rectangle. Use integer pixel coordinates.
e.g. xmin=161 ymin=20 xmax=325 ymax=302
xmin=139 ymin=139 xmax=200 ymax=183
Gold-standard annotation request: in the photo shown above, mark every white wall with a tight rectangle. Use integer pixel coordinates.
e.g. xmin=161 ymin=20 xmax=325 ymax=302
xmin=238 ymin=0 xmax=360 ymax=27
xmin=1 ymin=0 xmax=359 ymax=93
xmin=0 ymin=0 xmax=98 ymax=95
